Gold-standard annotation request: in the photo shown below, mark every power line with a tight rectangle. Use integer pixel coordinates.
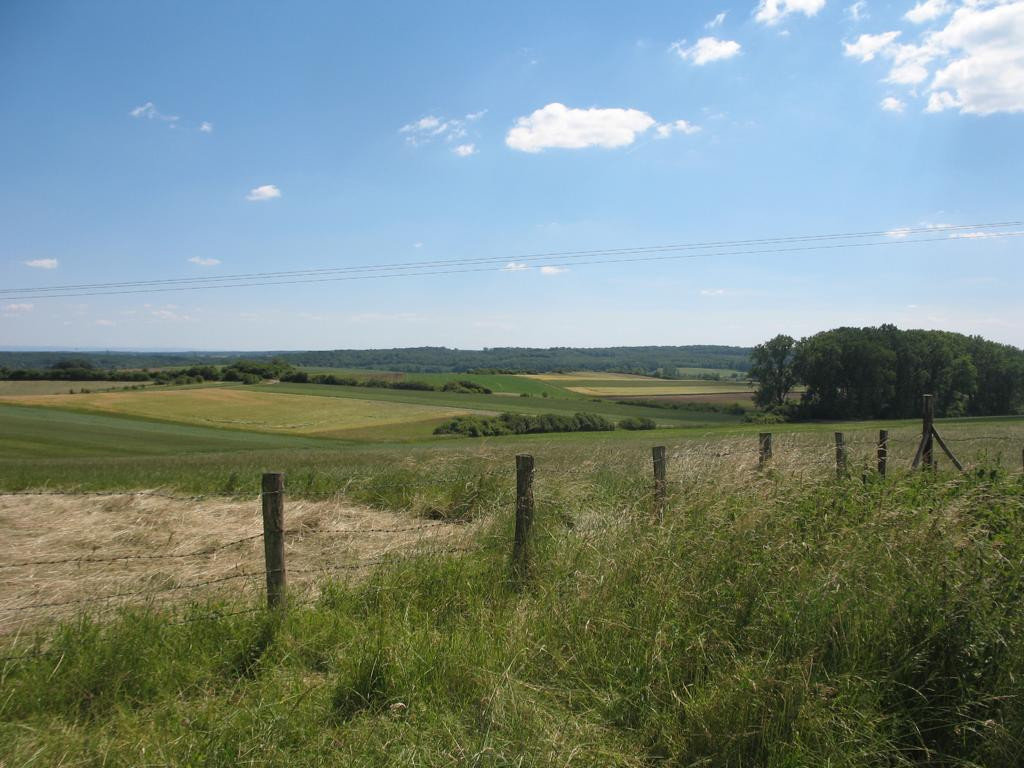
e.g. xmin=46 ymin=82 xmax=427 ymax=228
xmin=3 ymin=221 xmax=1016 ymax=294
xmin=2 ymin=222 xmax=1020 ymax=302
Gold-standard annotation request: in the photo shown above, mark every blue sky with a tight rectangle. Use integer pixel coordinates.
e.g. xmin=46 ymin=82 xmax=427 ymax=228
xmin=1 ymin=0 xmax=1022 ymax=350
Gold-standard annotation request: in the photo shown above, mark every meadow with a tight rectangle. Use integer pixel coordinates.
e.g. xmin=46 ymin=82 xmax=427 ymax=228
xmin=2 ymin=369 xmax=1024 ymax=766
xmin=2 ymin=410 xmax=1024 ymax=765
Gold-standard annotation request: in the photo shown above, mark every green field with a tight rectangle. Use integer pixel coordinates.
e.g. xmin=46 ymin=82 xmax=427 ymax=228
xmin=2 ymin=404 xmax=1024 ymax=765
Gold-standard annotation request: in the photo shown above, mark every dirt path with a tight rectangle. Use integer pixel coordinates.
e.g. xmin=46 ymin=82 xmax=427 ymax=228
xmin=0 ymin=493 xmax=475 ymax=635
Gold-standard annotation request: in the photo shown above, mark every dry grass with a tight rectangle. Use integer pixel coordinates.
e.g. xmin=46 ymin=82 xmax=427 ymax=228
xmin=0 ymin=493 xmax=476 ymax=635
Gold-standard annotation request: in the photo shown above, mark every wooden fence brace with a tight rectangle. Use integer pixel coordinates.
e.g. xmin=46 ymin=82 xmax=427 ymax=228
xmin=652 ymin=446 xmax=667 ymax=523
xmin=261 ymin=472 xmax=286 ymax=609
xmin=877 ymin=429 xmax=888 ymax=477
xmin=922 ymin=394 xmax=935 ymax=469
xmin=835 ymin=432 xmax=847 ymax=476
xmin=512 ymin=454 xmax=535 ymax=575
xmin=759 ymin=433 xmax=773 ymax=468
xmin=911 ymin=393 xmax=964 ymax=472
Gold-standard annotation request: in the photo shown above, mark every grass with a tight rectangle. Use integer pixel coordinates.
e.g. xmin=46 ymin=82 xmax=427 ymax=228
xmin=3 ymin=443 xmax=1024 ymax=765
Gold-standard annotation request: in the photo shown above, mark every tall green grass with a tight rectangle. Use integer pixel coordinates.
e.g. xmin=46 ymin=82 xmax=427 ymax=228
xmin=3 ymin=460 xmax=1023 ymax=765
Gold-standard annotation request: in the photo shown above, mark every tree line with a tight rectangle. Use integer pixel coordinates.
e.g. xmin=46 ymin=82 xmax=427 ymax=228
xmin=0 ymin=345 xmax=752 ymax=375
xmin=751 ymin=325 xmax=1024 ymax=420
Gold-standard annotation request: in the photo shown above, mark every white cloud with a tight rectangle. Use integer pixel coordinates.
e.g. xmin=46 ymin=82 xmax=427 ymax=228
xmin=2 ymin=303 xmax=33 ymax=314
xmin=843 ymin=30 xmax=901 ymax=61
xmin=847 ymin=1 xmax=1024 ymax=116
xmin=400 ymin=110 xmax=485 ymax=146
xmin=885 ymin=227 xmax=912 ymax=238
xmin=505 ymin=103 xmax=656 ymax=152
xmin=246 ymin=184 xmax=281 ymax=201
xmin=413 ymin=241 xmax=424 ymax=248
xmin=925 ymin=89 xmax=961 ymax=111
xmin=129 ymin=102 xmax=179 ymax=122
xmin=24 ymin=258 xmax=58 ymax=269
xmin=754 ymin=0 xmax=827 ymax=25
xmin=880 ymin=96 xmax=906 ymax=111
xmin=846 ymin=1 xmax=868 ymax=21
xmin=927 ymin=1 xmax=1024 ymax=115
xmin=884 ymin=43 xmax=937 ymax=84
xmin=706 ymin=11 xmax=727 ymax=28
xmin=540 ymin=266 xmax=568 ymax=275
xmin=905 ymin=0 xmax=952 ymax=24
xmin=655 ymin=119 xmax=702 ymax=138
xmin=700 ymin=288 xmax=727 ymax=296
xmin=452 ymin=143 xmax=477 ymax=157
xmin=670 ymin=36 xmax=742 ymax=65
xmin=199 ymin=121 xmax=213 ymax=133
xmin=503 ymin=262 xmax=529 ymax=271
xmin=188 ymin=256 xmax=221 ymax=266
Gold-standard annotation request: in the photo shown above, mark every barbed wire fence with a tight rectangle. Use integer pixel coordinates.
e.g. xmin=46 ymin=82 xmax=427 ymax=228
xmin=1 ymin=401 xmax=1022 ymax=663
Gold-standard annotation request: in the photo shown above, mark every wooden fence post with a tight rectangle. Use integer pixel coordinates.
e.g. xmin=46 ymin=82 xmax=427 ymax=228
xmin=877 ymin=429 xmax=888 ymax=477
xmin=835 ymin=432 xmax=847 ymax=477
xmin=922 ymin=394 xmax=935 ymax=469
xmin=652 ymin=446 xmax=667 ymax=523
xmin=512 ymin=454 xmax=535 ymax=576
xmin=759 ymin=433 xmax=773 ymax=468
xmin=261 ymin=472 xmax=286 ymax=609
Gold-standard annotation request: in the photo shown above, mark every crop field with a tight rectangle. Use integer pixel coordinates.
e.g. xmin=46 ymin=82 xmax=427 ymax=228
xmin=0 ymin=387 xmax=484 ymax=439
xmin=0 ymin=380 xmax=134 ymax=395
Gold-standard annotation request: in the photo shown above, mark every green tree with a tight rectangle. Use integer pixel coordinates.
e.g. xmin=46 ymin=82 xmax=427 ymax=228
xmin=750 ymin=334 xmax=797 ymax=408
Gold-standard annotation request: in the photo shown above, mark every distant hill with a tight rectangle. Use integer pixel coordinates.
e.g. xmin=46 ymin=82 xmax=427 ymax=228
xmin=0 ymin=345 xmax=752 ymax=374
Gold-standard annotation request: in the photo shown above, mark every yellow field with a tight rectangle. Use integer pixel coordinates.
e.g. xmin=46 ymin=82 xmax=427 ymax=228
xmin=522 ymin=372 xmax=661 ymax=382
xmin=566 ymin=384 xmax=754 ymax=397
xmin=0 ymin=387 xmax=481 ymax=437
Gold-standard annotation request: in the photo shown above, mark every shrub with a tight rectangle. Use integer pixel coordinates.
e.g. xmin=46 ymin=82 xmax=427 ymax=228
xmin=617 ymin=417 xmax=657 ymax=430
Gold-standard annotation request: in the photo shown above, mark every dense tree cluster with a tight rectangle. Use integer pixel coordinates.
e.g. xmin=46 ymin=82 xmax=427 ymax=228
xmin=751 ymin=325 xmax=1024 ymax=419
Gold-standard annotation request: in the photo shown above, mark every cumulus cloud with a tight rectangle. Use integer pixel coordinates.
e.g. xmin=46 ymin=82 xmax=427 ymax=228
xmin=25 ymin=258 xmax=58 ymax=269
xmin=540 ymin=265 xmax=568 ymax=275
xmin=246 ymin=184 xmax=281 ymax=201
xmin=700 ymin=289 xmax=727 ymax=296
xmin=847 ymin=1 xmax=1024 ymax=116
xmin=670 ymin=36 xmax=742 ymax=64
xmin=655 ymin=119 xmax=702 ymax=138
xmin=199 ymin=121 xmax=213 ymax=133
xmin=905 ymin=0 xmax=952 ymax=24
xmin=880 ymin=96 xmax=906 ymax=111
xmin=503 ymin=262 xmax=529 ymax=271
xmin=755 ymin=0 xmax=827 ymax=25
xmin=2 ymin=303 xmax=33 ymax=315
xmin=706 ymin=11 xmax=727 ymax=28
xmin=506 ymin=103 xmax=656 ymax=152
xmin=400 ymin=110 xmax=485 ymax=147
xmin=843 ymin=30 xmax=901 ymax=61
xmin=188 ymin=256 xmax=221 ymax=266
xmin=452 ymin=143 xmax=477 ymax=157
